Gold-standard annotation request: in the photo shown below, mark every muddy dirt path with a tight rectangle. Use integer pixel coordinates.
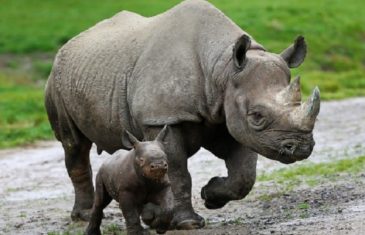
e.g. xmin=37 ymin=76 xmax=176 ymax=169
xmin=0 ymin=98 xmax=365 ymax=234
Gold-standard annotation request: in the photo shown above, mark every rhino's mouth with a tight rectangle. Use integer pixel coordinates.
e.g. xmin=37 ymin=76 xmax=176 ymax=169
xmin=277 ymin=140 xmax=315 ymax=164
xmin=277 ymin=155 xmax=298 ymax=164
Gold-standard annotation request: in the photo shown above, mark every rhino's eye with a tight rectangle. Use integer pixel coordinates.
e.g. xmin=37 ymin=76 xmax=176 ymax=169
xmin=252 ymin=112 xmax=263 ymax=121
xmin=248 ymin=111 xmax=266 ymax=130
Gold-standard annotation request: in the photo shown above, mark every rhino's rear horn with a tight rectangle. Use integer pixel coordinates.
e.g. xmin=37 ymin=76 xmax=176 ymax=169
xmin=287 ymin=76 xmax=302 ymax=103
xmin=233 ymin=34 xmax=251 ymax=70
xmin=276 ymin=76 xmax=302 ymax=104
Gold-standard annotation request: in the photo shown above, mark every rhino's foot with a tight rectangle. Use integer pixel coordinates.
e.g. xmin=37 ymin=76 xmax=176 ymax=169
xmin=201 ymin=177 xmax=230 ymax=209
xmin=203 ymin=197 xmax=227 ymax=210
xmin=173 ymin=209 xmax=205 ymax=230
xmin=71 ymin=208 xmax=92 ymax=221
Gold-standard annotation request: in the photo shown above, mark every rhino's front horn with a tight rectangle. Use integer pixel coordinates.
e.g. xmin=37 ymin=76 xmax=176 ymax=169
xmin=289 ymin=86 xmax=320 ymax=130
xmin=303 ymin=86 xmax=320 ymax=121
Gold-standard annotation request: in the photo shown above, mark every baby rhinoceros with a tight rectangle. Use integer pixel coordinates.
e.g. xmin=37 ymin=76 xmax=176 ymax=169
xmin=86 ymin=126 xmax=173 ymax=235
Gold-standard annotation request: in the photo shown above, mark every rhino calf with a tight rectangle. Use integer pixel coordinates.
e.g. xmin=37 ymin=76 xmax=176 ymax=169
xmin=86 ymin=126 xmax=172 ymax=235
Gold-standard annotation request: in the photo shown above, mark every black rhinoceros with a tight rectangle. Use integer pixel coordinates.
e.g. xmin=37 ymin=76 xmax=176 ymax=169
xmin=45 ymin=0 xmax=320 ymax=230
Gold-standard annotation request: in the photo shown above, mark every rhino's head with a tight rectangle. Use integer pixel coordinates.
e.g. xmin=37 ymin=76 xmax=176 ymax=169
xmin=224 ymin=35 xmax=320 ymax=164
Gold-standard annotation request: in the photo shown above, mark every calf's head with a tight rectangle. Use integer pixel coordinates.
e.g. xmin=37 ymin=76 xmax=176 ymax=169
xmin=224 ymin=35 xmax=320 ymax=164
xmin=123 ymin=126 xmax=169 ymax=180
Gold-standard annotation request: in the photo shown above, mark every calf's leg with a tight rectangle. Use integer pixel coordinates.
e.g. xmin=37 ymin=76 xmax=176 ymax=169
xmin=119 ymin=192 xmax=149 ymax=235
xmin=86 ymin=175 xmax=112 ymax=235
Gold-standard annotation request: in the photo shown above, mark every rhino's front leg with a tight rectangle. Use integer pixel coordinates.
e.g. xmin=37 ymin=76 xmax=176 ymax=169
xmin=144 ymin=126 xmax=205 ymax=230
xmin=202 ymin=137 xmax=257 ymax=209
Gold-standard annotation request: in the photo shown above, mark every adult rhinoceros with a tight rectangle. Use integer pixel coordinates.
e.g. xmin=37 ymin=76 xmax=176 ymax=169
xmin=45 ymin=0 xmax=320 ymax=230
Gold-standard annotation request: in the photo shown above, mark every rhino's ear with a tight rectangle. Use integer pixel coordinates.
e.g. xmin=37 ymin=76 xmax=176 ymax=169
xmin=122 ymin=130 xmax=140 ymax=149
xmin=280 ymin=36 xmax=307 ymax=68
xmin=155 ymin=125 xmax=169 ymax=143
xmin=233 ymin=34 xmax=251 ymax=70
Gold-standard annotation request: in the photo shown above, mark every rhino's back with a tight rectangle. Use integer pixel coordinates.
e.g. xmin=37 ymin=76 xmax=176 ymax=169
xmin=49 ymin=11 xmax=153 ymax=152
xmin=47 ymin=0 xmax=245 ymax=153
xmin=128 ymin=0 xmax=244 ymax=126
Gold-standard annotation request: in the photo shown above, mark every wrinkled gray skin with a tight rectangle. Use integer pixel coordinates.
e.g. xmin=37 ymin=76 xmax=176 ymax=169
xmin=45 ymin=0 xmax=320 ymax=230
xmin=86 ymin=126 xmax=172 ymax=235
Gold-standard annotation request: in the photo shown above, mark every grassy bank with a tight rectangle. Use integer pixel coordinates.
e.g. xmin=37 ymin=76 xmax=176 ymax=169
xmin=257 ymin=155 xmax=365 ymax=190
xmin=0 ymin=0 xmax=364 ymax=147
xmin=0 ymin=73 xmax=52 ymax=148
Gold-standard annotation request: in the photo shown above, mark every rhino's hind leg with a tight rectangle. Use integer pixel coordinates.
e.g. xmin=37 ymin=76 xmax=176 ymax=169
xmin=64 ymin=138 xmax=94 ymax=221
xmin=46 ymin=94 xmax=94 ymax=221
xmin=202 ymin=130 xmax=258 ymax=209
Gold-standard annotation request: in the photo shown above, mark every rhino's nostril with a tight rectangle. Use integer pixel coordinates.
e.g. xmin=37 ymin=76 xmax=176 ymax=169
xmin=282 ymin=142 xmax=297 ymax=154
xmin=284 ymin=143 xmax=293 ymax=150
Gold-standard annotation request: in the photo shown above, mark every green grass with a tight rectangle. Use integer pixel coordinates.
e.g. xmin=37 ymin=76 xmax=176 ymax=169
xmin=0 ymin=73 xmax=53 ymax=148
xmin=1 ymin=0 xmax=364 ymax=100
xmin=258 ymin=155 xmax=365 ymax=185
xmin=0 ymin=0 xmax=181 ymax=53
xmin=103 ymin=224 xmax=126 ymax=235
xmin=254 ymin=156 xmax=365 ymax=204
xmin=0 ymin=0 xmax=364 ymax=147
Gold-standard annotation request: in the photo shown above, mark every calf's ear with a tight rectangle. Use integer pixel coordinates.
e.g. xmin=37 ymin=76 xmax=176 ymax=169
xmin=280 ymin=36 xmax=307 ymax=68
xmin=155 ymin=125 xmax=169 ymax=143
xmin=122 ymin=130 xmax=140 ymax=149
